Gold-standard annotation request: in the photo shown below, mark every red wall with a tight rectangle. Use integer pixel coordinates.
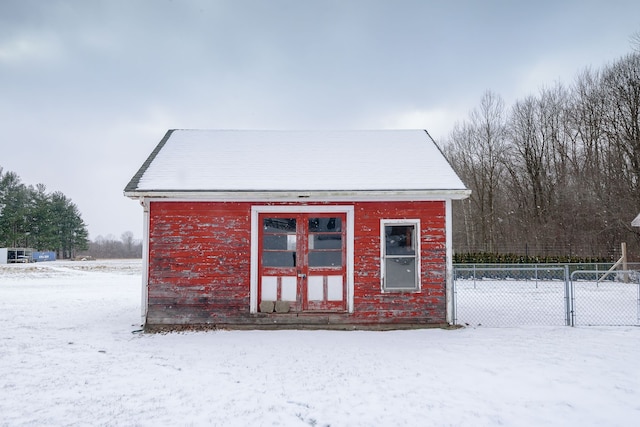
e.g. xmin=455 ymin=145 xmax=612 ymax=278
xmin=146 ymin=200 xmax=447 ymax=328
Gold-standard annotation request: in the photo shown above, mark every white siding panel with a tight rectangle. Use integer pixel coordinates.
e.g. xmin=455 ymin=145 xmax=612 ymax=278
xmin=261 ymin=276 xmax=277 ymax=301
xmin=280 ymin=276 xmax=297 ymax=301
xmin=307 ymin=276 xmax=324 ymax=301
xmin=327 ymin=276 xmax=343 ymax=301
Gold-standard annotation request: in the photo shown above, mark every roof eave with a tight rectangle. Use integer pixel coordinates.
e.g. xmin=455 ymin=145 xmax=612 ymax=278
xmin=124 ymin=189 xmax=472 ymax=201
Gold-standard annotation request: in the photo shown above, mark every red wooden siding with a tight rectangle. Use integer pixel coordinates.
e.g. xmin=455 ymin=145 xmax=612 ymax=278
xmin=147 ymin=202 xmax=252 ymax=325
xmin=353 ymin=202 xmax=447 ymax=325
xmin=146 ymin=200 xmax=447 ymax=328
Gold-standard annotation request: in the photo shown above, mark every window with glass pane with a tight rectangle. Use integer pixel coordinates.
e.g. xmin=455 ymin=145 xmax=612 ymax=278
xmin=382 ymin=222 xmax=419 ymax=290
xmin=308 ymin=217 xmax=343 ymax=267
xmin=262 ymin=218 xmax=297 ymax=267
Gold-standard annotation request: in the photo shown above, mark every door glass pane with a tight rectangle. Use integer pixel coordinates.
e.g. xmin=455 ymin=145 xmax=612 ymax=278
xmin=308 ymin=216 xmax=343 ymax=267
xmin=263 ymin=218 xmax=296 ymax=232
xmin=263 ymin=235 xmax=297 ymax=251
xmin=385 ymin=258 xmax=416 ymax=288
xmin=385 ymin=225 xmax=416 ymax=255
xmin=309 ymin=217 xmax=341 ymax=232
xmin=262 ymin=218 xmax=296 ymax=267
xmin=263 ymin=251 xmax=296 ymax=267
xmin=309 ymin=234 xmax=342 ymax=249
xmin=263 ymin=235 xmax=288 ymax=250
xmin=309 ymin=251 xmax=342 ymax=267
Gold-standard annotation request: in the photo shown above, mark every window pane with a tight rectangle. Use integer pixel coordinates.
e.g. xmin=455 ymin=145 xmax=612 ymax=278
xmin=309 ymin=217 xmax=341 ymax=232
xmin=263 ymin=234 xmax=296 ymax=251
xmin=385 ymin=225 xmax=416 ymax=255
xmin=262 ymin=217 xmax=297 ymax=262
xmin=263 ymin=235 xmax=288 ymax=250
xmin=263 ymin=218 xmax=296 ymax=233
xmin=385 ymin=258 xmax=416 ymax=289
xmin=309 ymin=251 xmax=342 ymax=267
xmin=309 ymin=234 xmax=342 ymax=249
xmin=262 ymin=251 xmax=296 ymax=267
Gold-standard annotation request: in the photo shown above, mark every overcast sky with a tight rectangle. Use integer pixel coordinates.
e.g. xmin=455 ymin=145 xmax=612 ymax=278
xmin=1 ymin=0 xmax=639 ymax=241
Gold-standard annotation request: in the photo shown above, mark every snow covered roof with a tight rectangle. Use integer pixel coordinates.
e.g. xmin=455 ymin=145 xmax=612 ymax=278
xmin=124 ymin=129 xmax=469 ymax=199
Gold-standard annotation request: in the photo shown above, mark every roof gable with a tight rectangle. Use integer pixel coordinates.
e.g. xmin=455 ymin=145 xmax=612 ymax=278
xmin=125 ymin=129 xmax=468 ymax=196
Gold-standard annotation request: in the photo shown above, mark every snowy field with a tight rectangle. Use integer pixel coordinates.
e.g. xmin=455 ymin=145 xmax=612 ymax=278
xmin=1 ymin=260 xmax=639 ymax=426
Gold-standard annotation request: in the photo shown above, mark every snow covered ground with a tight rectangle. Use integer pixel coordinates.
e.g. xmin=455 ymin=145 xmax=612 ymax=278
xmin=1 ymin=260 xmax=639 ymax=426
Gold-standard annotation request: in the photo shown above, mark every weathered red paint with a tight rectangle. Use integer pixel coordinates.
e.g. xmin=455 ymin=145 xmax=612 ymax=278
xmin=146 ymin=200 xmax=448 ymax=328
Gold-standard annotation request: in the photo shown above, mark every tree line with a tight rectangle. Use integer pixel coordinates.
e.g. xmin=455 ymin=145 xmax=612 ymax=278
xmin=443 ymin=50 xmax=640 ymax=262
xmin=0 ymin=167 xmax=89 ymax=258
xmin=78 ymin=231 xmax=143 ymax=259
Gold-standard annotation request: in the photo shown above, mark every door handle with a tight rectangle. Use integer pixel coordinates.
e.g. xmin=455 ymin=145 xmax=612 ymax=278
xmin=297 ymin=273 xmax=307 ymax=279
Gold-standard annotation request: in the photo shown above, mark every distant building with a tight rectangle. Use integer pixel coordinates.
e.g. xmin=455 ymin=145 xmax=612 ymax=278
xmin=125 ymin=130 xmax=470 ymax=330
xmin=0 ymin=248 xmax=34 ymax=264
xmin=0 ymin=248 xmax=56 ymax=264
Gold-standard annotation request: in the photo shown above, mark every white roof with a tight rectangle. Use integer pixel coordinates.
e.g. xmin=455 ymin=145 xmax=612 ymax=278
xmin=632 ymin=213 xmax=640 ymax=227
xmin=125 ymin=130 xmax=468 ymax=197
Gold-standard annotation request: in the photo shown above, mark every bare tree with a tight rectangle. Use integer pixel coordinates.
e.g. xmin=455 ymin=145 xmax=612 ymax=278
xmin=79 ymin=232 xmax=142 ymax=258
xmin=446 ymin=51 xmax=640 ymax=260
xmin=445 ymin=91 xmax=508 ymax=253
xmin=631 ymin=31 xmax=640 ymax=53
xmin=121 ymin=231 xmax=134 ymax=255
xmin=601 ymin=53 xmax=640 ymax=252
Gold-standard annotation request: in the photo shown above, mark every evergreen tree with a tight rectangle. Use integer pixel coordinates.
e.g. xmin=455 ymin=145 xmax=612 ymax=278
xmin=0 ymin=167 xmax=89 ymax=258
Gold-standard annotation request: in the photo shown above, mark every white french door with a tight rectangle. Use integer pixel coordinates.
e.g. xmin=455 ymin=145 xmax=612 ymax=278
xmin=258 ymin=212 xmax=347 ymax=312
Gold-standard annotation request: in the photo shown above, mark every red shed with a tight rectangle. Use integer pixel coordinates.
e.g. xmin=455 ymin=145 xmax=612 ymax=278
xmin=124 ymin=130 xmax=470 ymax=329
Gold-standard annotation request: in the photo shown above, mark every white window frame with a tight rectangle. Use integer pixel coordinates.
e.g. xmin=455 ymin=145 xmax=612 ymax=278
xmin=380 ymin=219 xmax=421 ymax=292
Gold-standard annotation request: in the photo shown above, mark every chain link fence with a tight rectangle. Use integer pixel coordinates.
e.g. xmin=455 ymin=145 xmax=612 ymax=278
xmin=453 ymin=264 xmax=640 ymax=327
xmin=570 ymin=270 xmax=640 ymax=326
xmin=453 ymin=266 xmax=569 ymax=327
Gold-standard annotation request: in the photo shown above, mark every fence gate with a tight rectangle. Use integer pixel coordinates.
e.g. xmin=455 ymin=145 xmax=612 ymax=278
xmin=453 ymin=266 xmax=570 ymax=327
xmin=570 ymin=270 xmax=640 ymax=326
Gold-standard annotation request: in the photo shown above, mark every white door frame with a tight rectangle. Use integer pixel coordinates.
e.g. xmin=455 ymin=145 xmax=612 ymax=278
xmin=250 ymin=205 xmax=355 ymax=314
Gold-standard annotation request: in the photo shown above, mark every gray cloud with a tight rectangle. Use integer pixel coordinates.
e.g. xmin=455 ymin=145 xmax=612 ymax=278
xmin=1 ymin=0 xmax=638 ymax=239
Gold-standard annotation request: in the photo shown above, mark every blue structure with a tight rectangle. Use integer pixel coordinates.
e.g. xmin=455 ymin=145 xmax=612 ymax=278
xmin=32 ymin=251 xmax=56 ymax=262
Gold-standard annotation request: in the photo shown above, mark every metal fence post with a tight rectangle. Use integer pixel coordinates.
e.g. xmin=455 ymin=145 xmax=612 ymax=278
xmin=564 ymin=264 xmax=573 ymax=326
xmin=452 ymin=267 xmax=457 ymax=325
